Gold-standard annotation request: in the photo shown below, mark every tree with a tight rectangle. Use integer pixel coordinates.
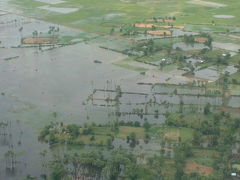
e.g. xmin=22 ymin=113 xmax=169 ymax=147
xmin=143 ymin=120 xmax=151 ymax=131
xmin=21 ymin=175 xmax=37 ymax=180
xmin=192 ymin=131 xmax=201 ymax=146
xmin=110 ymin=28 xmax=114 ymax=35
xmin=134 ymin=121 xmax=140 ymax=127
xmin=204 ymin=103 xmax=211 ymax=115
xmin=49 ymin=133 xmax=58 ymax=145
xmin=102 ymin=150 xmax=131 ymax=180
xmin=125 ymin=163 xmax=158 ymax=180
xmin=183 ymin=35 xmax=195 ymax=46
xmin=66 ymin=124 xmax=79 ymax=137
xmin=129 ymin=132 xmax=137 ymax=147
xmin=175 ymin=163 xmax=185 ymax=180
xmin=50 ymin=162 xmax=67 ymax=180
xmin=32 ymin=30 xmax=38 ymax=37
xmin=144 ymin=133 xmax=150 ymax=143
xmin=90 ymin=135 xmax=95 ymax=141
xmin=179 ymin=100 xmax=184 ymax=113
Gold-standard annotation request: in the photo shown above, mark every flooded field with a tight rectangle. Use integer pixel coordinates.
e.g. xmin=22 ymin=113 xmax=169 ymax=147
xmin=0 ymin=11 xmax=139 ymax=180
xmin=0 ymin=0 xmax=240 ymax=178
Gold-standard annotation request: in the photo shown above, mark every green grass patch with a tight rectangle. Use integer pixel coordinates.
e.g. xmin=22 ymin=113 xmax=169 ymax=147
xmin=113 ymin=56 xmax=148 ymax=72
xmin=229 ymin=71 xmax=240 ymax=85
xmin=10 ymin=0 xmax=240 ymax=35
xmin=229 ymin=54 xmax=240 ymax=64
xmin=232 ymin=164 xmax=240 ymax=171
xmin=155 ymin=127 xmax=194 ymax=143
xmin=161 ymin=63 xmax=179 ymax=72
xmin=191 ymin=149 xmax=219 ymax=166
xmin=117 ymin=126 xmax=145 ymax=139
xmin=92 ymin=126 xmax=113 ymax=135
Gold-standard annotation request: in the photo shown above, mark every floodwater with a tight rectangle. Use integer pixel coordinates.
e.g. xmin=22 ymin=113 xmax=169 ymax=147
xmin=38 ymin=6 xmax=79 ymax=14
xmin=1 ymin=3 xmax=240 ymax=179
xmin=0 ymin=10 xmax=139 ymax=179
xmin=0 ymin=13 xmax=80 ymax=47
xmin=173 ymin=42 xmax=208 ymax=51
xmin=228 ymin=96 xmax=240 ymax=108
xmin=0 ymin=94 xmax=50 ymax=179
xmin=194 ymin=65 xmax=237 ymax=81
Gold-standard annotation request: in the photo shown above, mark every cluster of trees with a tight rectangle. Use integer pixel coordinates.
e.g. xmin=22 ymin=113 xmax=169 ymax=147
xmin=48 ymin=26 xmax=60 ymax=36
xmin=31 ymin=26 xmax=60 ymax=38
xmin=183 ymin=33 xmax=212 ymax=48
xmin=131 ymin=39 xmax=162 ymax=56
xmin=38 ymin=122 xmax=97 ymax=145
xmin=200 ymin=33 xmax=212 ymax=48
xmin=49 ymin=149 xmax=165 ymax=180
xmin=166 ymin=112 xmax=240 ymax=179
xmin=47 ymin=141 xmax=233 ymax=180
xmin=121 ymin=25 xmax=137 ymax=36
xmin=36 ymin=110 xmax=240 ymax=180
xmin=38 ymin=120 xmax=151 ymax=148
xmin=151 ymin=16 xmax=176 ymax=22
xmin=183 ymin=35 xmax=195 ymax=46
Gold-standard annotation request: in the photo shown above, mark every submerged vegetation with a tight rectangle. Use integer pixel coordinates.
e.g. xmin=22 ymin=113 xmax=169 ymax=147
xmin=36 ymin=111 xmax=240 ymax=180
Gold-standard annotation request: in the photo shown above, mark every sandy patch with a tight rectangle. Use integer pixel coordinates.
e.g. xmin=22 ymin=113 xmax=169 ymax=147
xmin=39 ymin=6 xmax=79 ymax=14
xmin=159 ymin=25 xmax=184 ymax=30
xmin=164 ymin=131 xmax=180 ymax=140
xmin=147 ymin=30 xmax=172 ymax=36
xmin=212 ymin=42 xmax=240 ymax=52
xmin=188 ymin=0 xmax=227 ymax=8
xmin=214 ymin=15 xmax=235 ymax=19
xmin=22 ymin=37 xmax=58 ymax=44
xmin=35 ymin=0 xmax=65 ymax=4
xmin=135 ymin=23 xmax=154 ymax=28
xmin=228 ymin=34 xmax=240 ymax=40
xmin=194 ymin=37 xmax=208 ymax=43
xmin=0 ymin=11 xmax=8 ymax=15
xmin=168 ymin=11 xmax=182 ymax=16
xmin=185 ymin=161 xmax=213 ymax=176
